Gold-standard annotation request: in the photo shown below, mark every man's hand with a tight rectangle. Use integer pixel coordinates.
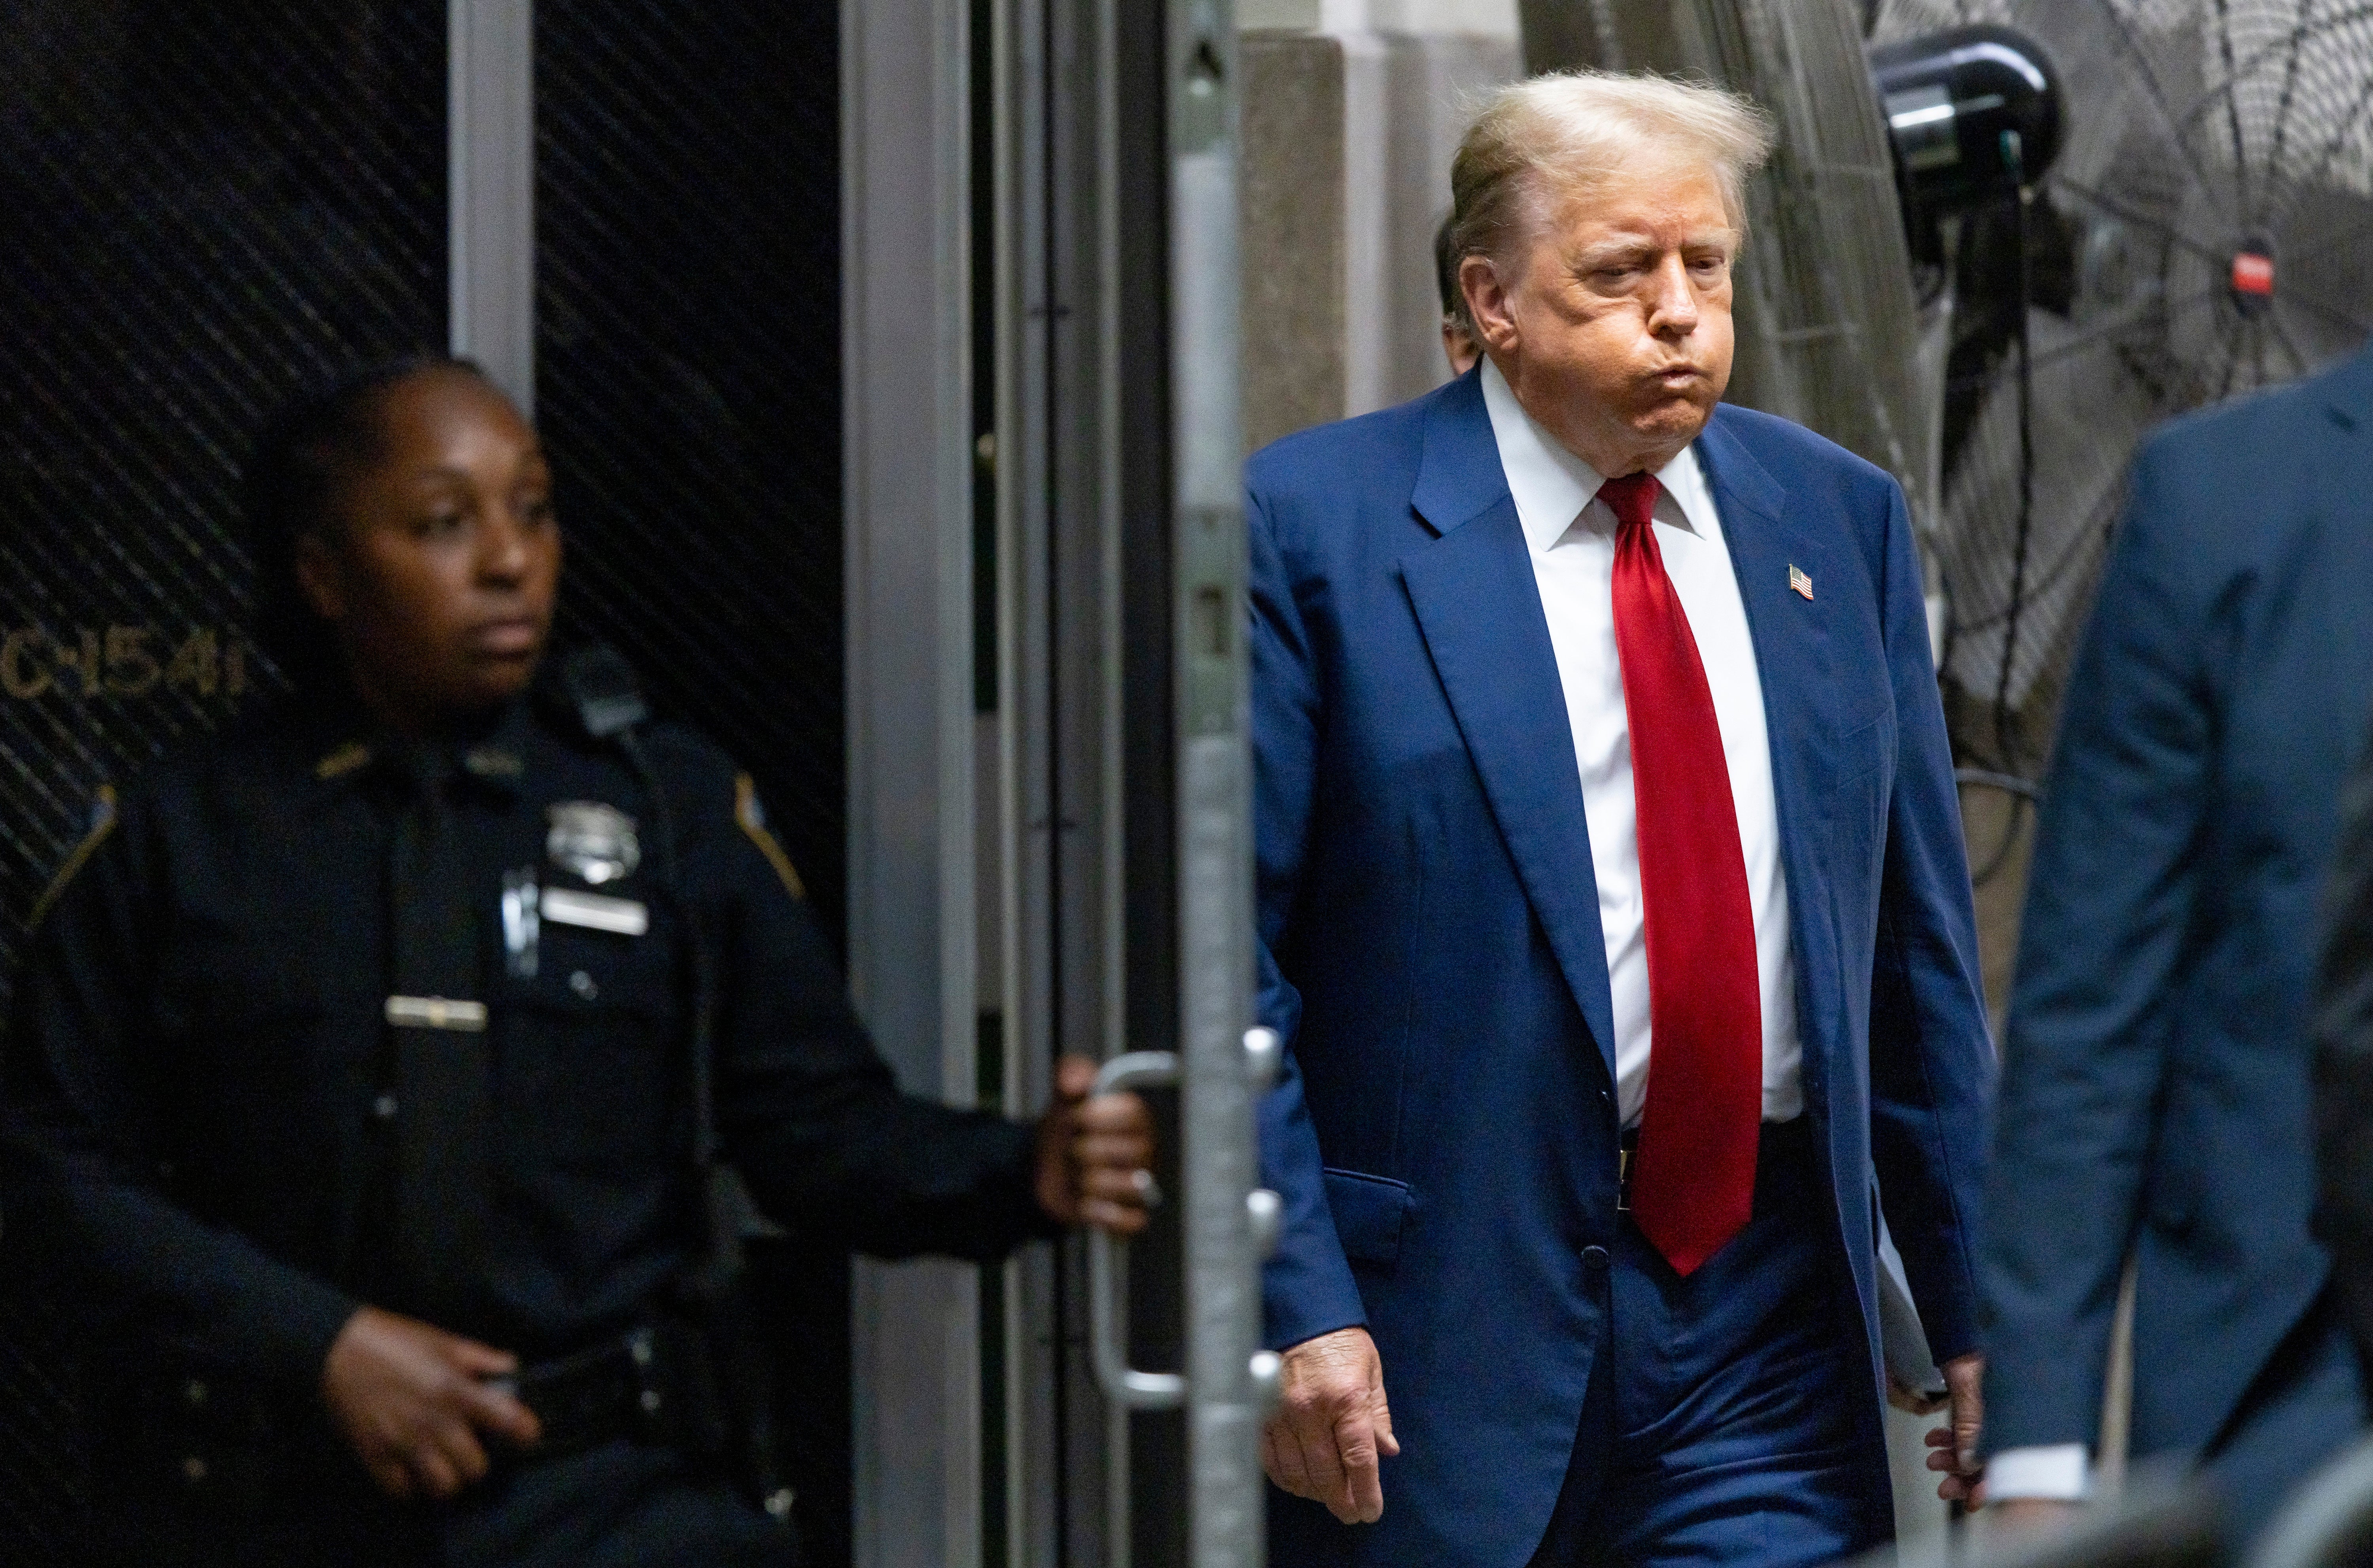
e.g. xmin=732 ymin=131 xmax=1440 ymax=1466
xmin=322 ymin=1306 xmax=541 ymax=1501
xmin=1923 ymin=1351 xmax=1985 ymax=1504
xmin=1260 ymin=1325 xmax=1399 ymax=1524
xmin=1035 ymin=1055 xmax=1156 ymax=1235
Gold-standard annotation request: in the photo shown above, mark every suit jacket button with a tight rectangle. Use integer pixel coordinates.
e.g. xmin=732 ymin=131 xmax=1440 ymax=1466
xmin=1581 ymin=1245 xmax=1609 ymax=1280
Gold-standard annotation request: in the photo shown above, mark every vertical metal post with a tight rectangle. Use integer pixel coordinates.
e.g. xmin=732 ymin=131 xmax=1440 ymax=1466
xmin=448 ymin=0 xmax=535 ymax=412
xmin=990 ymin=1 xmax=1067 ymax=1560
xmin=843 ymin=0 xmax=986 ymax=1562
xmin=1090 ymin=2 xmax=1137 ymax=1551
xmin=1086 ymin=12 xmax=1268 ymax=1568
xmin=1167 ymin=4 xmax=1263 ymax=1565
xmin=995 ymin=0 xmax=1145 ymax=1557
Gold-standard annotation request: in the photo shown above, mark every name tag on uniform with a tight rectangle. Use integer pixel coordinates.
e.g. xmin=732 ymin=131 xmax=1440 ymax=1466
xmin=539 ymin=887 xmax=650 ymax=937
xmin=386 ymin=996 xmax=490 ymax=1031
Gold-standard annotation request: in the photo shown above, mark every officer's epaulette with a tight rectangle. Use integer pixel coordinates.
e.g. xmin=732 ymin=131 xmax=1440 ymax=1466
xmin=26 ymin=785 xmax=117 ymax=934
xmin=734 ymin=774 xmax=806 ymax=901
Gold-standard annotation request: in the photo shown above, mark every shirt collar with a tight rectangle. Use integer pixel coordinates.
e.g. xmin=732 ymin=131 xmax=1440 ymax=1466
xmin=1478 ymin=356 xmax=1722 ymax=554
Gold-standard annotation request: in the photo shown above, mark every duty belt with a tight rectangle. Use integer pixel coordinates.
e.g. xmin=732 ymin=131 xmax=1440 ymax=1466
xmin=492 ymin=1322 xmax=712 ymax=1461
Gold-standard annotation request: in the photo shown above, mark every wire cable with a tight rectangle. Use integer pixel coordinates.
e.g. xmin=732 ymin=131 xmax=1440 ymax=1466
xmin=1991 ymin=131 xmax=2040 ymax=781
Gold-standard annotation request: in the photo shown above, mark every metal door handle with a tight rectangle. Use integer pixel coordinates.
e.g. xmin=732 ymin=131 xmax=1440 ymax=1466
xmin=1089 ymin=1051 xmax=1188 ymax=1409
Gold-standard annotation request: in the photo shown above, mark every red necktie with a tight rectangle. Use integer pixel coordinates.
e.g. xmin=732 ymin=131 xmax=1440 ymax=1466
xmin=1601 ymin=471 xmax=1762 ymax=1277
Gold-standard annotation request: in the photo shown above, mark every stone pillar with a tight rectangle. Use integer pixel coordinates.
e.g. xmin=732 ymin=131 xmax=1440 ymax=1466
xmin=1238 ymin=5 xmax=1522 ymax=453
xmin=1241 ymin=33 xmax=1347 ymax=455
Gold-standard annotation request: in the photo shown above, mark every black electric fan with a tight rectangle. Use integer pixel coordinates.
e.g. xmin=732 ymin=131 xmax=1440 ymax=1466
xmin=1870 ymin=0 xmax=2373 ymax=810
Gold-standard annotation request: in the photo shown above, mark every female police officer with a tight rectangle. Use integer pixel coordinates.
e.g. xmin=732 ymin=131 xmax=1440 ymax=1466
xmin=0 ymin=356 xmax=1154 ymax=1566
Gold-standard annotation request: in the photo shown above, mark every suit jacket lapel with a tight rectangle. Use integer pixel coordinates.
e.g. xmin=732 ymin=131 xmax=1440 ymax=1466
xmin=1696 ymin=412 xmax=1837 ymax=758
xmin=1695 ymin=411 xmax=1839 ymax=1091
xmin=1398 ymin=378 xmax=1620 ymax=1079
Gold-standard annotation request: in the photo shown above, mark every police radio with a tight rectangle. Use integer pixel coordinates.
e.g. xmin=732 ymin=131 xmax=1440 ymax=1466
xmin=552 ymin=645 xmax=791 ymax=1522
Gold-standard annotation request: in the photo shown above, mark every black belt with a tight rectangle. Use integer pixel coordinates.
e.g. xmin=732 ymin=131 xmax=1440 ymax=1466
xmin=130 ymin=1319 xmax=733 ymax=1505
xmin=1616 ymin=1117 xmax=1814 ymax=1214
xmin=494 ymin=1323 xmax=707 ymax=1461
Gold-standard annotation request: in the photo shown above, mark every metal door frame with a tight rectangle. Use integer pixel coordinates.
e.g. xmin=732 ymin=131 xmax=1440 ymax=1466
xmin=987 ymin=3 xmax=1264 ymax=1564
xmin=988 ymin=0 xmax=1135 ymax=1560
xmin=447 ymin=0 xmax=534 ymax=409
xmin=849 ymin=1 xmax=1261 ymax=1562
xmin=843 ymin=2 xmax=992 ymax=1565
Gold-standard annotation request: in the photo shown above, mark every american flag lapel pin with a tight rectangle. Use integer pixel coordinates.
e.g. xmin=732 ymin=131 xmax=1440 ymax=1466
xmin=1789 ymin=564 xmax=1814 ymax=601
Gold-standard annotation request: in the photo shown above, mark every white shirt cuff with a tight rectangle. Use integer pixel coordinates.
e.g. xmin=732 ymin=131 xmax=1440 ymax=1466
xmin=1985 ymin=1444 xmax=2090 ymax=1501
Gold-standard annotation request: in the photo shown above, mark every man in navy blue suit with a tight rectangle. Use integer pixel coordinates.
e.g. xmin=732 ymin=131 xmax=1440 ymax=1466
xmin=1247 ymin=72 xmax=1996 ymax=1566
xmin=1979 ymin=344 xmax=2373 ymax=1538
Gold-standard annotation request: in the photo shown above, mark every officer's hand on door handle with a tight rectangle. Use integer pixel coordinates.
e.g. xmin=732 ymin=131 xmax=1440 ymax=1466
xmin=1035 ymin=1055 xmax=1157 ymax=1235
xmin=322 ymin=1305 xmax=542 ymax=1500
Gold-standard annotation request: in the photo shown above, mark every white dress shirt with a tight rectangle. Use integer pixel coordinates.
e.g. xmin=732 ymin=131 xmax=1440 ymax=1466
xmin=1982 ymin=1443 xmax=2089 ymax=1502
xmin=1479 ymin=359 xmax=1802 ymax=1127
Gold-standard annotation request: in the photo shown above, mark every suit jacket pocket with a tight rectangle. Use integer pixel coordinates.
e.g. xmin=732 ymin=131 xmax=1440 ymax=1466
xmin=1325 ymin=1168 xmax=1415 ymax=1265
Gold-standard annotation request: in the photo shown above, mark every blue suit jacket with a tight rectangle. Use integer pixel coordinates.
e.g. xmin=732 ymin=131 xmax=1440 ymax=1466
xmin=1982 ymin=346 xmax=2373 ymax=1464
xmin=1251 ymin=369 xmax=1995 ymax=1565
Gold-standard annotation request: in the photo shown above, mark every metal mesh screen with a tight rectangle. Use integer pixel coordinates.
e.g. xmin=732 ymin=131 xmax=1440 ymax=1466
xmin=0 ymin=0 xmax=447 ymax=1019
xmin=0 ymin=4 xmax=446 ymax=1559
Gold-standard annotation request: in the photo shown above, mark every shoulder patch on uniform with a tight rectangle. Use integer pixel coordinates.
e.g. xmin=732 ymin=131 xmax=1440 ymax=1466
xmin=26 ymin=785 xmax=117 ymax=934
xmin=314 ymin=741 xmax=372 ymax=780
xmin=735 ymin=773 xmax=806 ymax=901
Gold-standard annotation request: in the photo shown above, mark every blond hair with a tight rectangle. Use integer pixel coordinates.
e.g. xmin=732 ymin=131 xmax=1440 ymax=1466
xmin=1446 ymin=71 xmax=1775 ymax=335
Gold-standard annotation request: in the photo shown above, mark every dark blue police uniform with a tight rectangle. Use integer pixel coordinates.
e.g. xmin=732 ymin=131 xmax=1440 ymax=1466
xmin=0 ymin=658 xmax=1055 ymax=1565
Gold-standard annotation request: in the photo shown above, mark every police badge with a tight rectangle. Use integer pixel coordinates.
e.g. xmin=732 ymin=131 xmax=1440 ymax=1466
xmin=546 ymin=801 xmax=642 ymax=886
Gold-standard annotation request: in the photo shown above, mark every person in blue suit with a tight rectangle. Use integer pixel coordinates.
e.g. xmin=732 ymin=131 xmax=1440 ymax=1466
xmin=1978 ymin=344 xmax=2373 ymax=1538
xmin=1248 ymin=72 xmax=1996 ymax=1566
